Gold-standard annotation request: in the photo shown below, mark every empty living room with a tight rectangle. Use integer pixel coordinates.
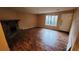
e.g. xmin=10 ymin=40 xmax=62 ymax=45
xmin=0 ymin=7 xmax=79 ymax=51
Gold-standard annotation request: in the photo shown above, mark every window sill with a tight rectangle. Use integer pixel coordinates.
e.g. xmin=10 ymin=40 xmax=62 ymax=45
xmin=45 ymin=24 xmax=57 ymax=26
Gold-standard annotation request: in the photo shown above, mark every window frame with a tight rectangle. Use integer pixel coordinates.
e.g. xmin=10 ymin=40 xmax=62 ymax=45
xmin=45 ymin=15 xmax=58 ymax=26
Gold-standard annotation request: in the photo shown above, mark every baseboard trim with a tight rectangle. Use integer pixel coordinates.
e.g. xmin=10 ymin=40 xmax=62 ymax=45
xmin=20 ymin=27 xmax=37 ymax=30
xmin=20 ymin=27 xmax=69 ymax=34
xmin=35 ymin=27 xmax=69 ymax=34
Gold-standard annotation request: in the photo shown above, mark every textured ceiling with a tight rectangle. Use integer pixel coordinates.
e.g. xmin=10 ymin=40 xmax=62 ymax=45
xmin=11 ymin=7 xmax=75 ymax=14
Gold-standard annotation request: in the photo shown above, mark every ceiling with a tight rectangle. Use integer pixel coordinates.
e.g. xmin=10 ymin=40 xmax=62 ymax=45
xmin=11 ymin=7 xmax=75 ymax=14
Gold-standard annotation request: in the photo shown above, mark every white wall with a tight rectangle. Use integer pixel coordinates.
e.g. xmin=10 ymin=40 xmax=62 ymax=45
xmin=0 ymin=8 xmax=37 ymax=30
xmin=37 ymin=12 xmax=73 ymax=32
xmin=67 ymin=8 xmax=79 ymax=50
xmin=17 ymin=13 xmax=37 ymax=29
xmin=59 ymin=13 xmax=73 ymax=32
xmin=0 ymin=8 xmax=18 ymax=19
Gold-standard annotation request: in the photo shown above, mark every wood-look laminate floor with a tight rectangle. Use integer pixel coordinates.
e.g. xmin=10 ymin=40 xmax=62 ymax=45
xmin=11 ymin=28 xmax=69 ymax=51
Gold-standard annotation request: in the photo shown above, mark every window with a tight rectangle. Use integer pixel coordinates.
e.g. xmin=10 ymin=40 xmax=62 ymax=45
xmin=45 ymin=15 xmax=58 ymax=26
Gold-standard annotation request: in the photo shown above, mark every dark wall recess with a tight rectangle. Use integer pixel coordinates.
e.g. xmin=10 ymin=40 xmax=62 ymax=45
xmin=0 ymin=19 xmax=19 ymax=48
